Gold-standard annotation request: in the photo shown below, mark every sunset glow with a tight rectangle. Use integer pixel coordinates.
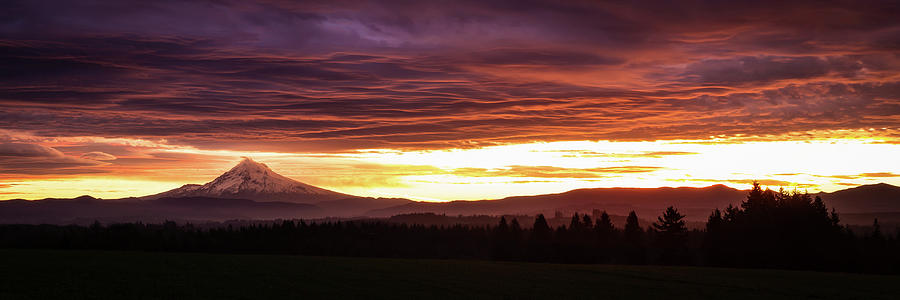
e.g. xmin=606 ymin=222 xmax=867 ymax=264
xmin=3 ymin=130 xmax=898 ymax=200
xmin=2 ymin=1 xmax=899 ymax=201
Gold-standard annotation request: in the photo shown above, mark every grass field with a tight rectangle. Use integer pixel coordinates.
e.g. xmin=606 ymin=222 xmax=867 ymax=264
xmin=0 ymin=249 xmax=897 ymax=299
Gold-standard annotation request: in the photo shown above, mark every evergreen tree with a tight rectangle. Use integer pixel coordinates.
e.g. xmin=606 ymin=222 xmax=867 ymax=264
xmin=623 ymin=211 xmax=645 ymax=264
xmin=497 ymin=216 xmax=509 ymax=232
xmin=706 ymin=209 xmax=723 ymax=233
xmin=492 ymin=216 xmax=511 ymax=260
xmin=596 ymin=211 xmax=615 ymax=235
xmin=654 ymin=206 xmax=687 ymax=234
xmin=703 ymin=208 xmax=726 ymax=265
xmin=529 ymin=214 xmax=553 ymax=261
xmin=742 ymin=181 xmax=776 ymax=216
xmin=510 ymin=218 xmax=521 ymax=232
xmin=653 ymin=206 xmax=688 ymax=264
xmin=871 ymin=218 xmax=883 ymax=241
xmin=582 ymin=214 xmax=593 ymax=229
xmin=569 ymin=213 xmax=583 ymax=231
xmin=533 ymin=214 xmax=551 ymax=235
xmin=593 ymin=210 xmax=616 ymax=263
xmin=624 ymin=211 xmax=642 ymax=243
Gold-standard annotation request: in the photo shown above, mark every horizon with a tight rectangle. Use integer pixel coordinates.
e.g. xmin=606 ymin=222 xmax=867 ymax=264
xmin=2 ymin=1 xmax=899 ymax=201
xmin=3 ymin=155 xmax=897 ymax=202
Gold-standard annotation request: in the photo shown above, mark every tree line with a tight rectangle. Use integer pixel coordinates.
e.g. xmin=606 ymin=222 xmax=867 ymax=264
xmin=0 ymin=183 xmax=896 ymax=274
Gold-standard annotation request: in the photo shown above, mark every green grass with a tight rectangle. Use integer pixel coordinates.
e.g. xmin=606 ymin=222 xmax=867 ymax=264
xmin=0 ymin=249 xmax=897 ymax=299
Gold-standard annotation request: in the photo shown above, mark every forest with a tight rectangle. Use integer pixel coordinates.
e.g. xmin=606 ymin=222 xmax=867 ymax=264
xmin=1 ymin=183 xmax=897 ymax=274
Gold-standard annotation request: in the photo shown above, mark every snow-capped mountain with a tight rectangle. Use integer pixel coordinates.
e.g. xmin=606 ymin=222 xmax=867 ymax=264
xmin=144 ymin=157 xmax=351 ymax=203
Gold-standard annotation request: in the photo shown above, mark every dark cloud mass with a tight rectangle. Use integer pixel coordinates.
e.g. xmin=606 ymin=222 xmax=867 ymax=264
xmin=0 ymin=143 xmax=106 ymax=175
xmin=1 ymin=0 xmax=899 ymax=152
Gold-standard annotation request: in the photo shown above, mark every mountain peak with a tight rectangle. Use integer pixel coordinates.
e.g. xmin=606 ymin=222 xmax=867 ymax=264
xmin=225 ymin=157 xmax=272 ymax=177
xmin=143 ymin=158 xmax=350 ymax=203
xmin=236 ymin=156 xmax=266 ymax=168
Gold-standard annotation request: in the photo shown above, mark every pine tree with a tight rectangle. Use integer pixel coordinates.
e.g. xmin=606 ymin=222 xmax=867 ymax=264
xmin=704 ymin=208 xmax=726 ymax=265
xmin=624 ymin=211 xmax=642 ymax=244
xmin=871 ymin=218 xmax=883 ymax=241
xmin=582 ymin=214 xmax=593 ymax=229
xmin=596 ymin=211 xmax=615 ymax=234
xmin=706 ymin=209 xmax=723 ymax=233
xmin=654 ymin=206 xmax=687 ymax=234
xmin=569 ymin=213 xmax=583 ymax=231
xmin=623 ymin=211 xmax=645 ymax=264
xmin=497 ymin=216 xmax=509 ymax=232
xmin=533 ymin=214 xmax=551 ymax=236
xmin=510 ymin=218 xmax=521 ymax=232
xmin=492 ymin=216 xmax=511 ymax=260
xmin=653 ymin=206 xmax=689 ymax=265
xmin=529 ymin=214 xmax=553 ymax=262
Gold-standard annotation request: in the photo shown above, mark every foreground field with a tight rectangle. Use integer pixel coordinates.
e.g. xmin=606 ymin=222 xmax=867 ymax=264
xmin=0 ymin=249 xmax=897 ymax=299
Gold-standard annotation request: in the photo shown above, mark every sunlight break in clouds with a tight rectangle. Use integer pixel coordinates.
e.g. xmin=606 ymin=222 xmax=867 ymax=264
xmin=2 ymin=136 xmax=898 ymax=201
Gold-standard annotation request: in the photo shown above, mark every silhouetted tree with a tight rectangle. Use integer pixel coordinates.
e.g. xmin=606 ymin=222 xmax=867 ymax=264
xmin=1 ymin=182 xmax=896 ymax=274
xmin=654 ymin=207 xmax=687 ymax=234
xmin=492 ymin=217 xmax=511 ymax=260
xmin=529 ymin=214 xmax=552 ymax=261
xmin=871 ymin=218 xmax=882 ymax=240
xmin=533 ymin=214 xmax=551 ymax=236
xmin=509 ymin=218 xmax=523 ymax=260
xmin=594 ymin=210 xmax=616 ymax=263
xmin=703 ymin=209 xmax=726 ymax=264
xmin=624 ymin=211 xmax=642 ymax=244
xmin=709 ymin=182 xmax=846 ymax=270
xmin=653 ymin=206 xmax=688 ymax=264
xmin=510 ymin=218 xmax=521 ymax=232
xmin=623 ymin=211 xmax=645 ymax=264
xmin=497 ymin=216 xmax=509 ymax=232
xmin=581 ymin=214 xmax=593 ymax=229
xmin=706 ymin=209 xmax=723 ymax=233
xmin=595 ymin=211 xmax=615 ymax=238
xmin=569 ymin=213 xmax=583 ymax=231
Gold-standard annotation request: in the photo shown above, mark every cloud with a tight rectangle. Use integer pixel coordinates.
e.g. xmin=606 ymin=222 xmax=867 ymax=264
xmin=690 ymin=178 xmax=816 ymax=188
xmin=553 ymin=150 xmax=699 ymax=159
xmin=680 ymin=56 xmax=832 ymax=85
xmin=464 ymin=49 xmax=625 ymax=67
xmin=820 ymin=172 xmax=900 ymax=180
xmin=0 ymin=0 xmax=896 ymax=158
xmin=452 ymin=165 xmax=661 ymax=178
xmin=0 ymin=143 xmax=106 ymax=175
xmin=80 ymin=151 xmax=117 ymax=161
xmin=0 ymin=142 xmax=66 ymax=157
xmin=859 ymin=172 xmax=900 ymax=178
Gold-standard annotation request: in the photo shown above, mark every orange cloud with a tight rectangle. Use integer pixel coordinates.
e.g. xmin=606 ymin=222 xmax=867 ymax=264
xmin=452 ymin=165 xmax=662 ymax=179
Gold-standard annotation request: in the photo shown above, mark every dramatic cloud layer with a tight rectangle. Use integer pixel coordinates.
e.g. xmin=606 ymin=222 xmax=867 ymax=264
xmin=2 ymin=0 xmax=898 ymax=153
xmin=1 ymin=0 xmax=899 ymax=199
xmin=0 ymin=143 xmax=105 ymax=175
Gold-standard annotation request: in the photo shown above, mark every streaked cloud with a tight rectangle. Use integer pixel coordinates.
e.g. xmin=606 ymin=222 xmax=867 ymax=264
xmin=1 ymin=1 xmax=898 ymax=153
xmin=0 ymin=143 xmax=106 ymax=175
xmin=0 ymin=0 xmax=898 ymax=199
xmin=80 ymin=151 xmax=117 ymax=161
xmin=452 ymin=165 xmax=662 ymax=179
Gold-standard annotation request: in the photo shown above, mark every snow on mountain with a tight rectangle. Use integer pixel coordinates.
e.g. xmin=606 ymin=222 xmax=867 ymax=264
xmin=144 ymin=157 xmax=351 ymax=203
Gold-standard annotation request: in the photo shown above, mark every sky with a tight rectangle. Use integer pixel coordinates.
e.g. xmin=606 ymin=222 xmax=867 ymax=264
xmin=1 ymin=0 xmax=899 ymax=200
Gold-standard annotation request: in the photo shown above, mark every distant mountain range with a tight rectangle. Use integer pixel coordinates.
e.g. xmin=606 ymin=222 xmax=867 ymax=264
xmin=1 ymin=158 xmax=898 ymax=225
xmin=370 ymin=183 xmax=900 ymax=226
xmin=367 ymin=184 xmax=747 ymax=221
